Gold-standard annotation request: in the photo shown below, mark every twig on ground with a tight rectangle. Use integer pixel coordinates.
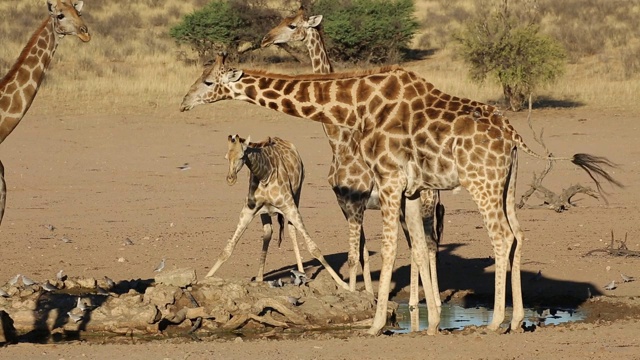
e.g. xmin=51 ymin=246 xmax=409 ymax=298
xmin=584 ymin=230 xmax=640 ymax=257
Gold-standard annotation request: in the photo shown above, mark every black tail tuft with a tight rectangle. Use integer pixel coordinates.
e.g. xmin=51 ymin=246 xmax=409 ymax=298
xmin=277 ymin=213 xmax=285 ymax=248
xmin=572 ymin=153 xmax=624 ymax=196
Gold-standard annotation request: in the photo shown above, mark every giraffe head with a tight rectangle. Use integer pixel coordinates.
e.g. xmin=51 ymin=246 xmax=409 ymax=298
xmin=47 ymin=0 xmax=91 ymax=42
xmin=180 ymin=53 xmax=243 ymax=112
xmin=225 ymin=134 xmax=250 ymax=186
xmin=261 ymin=8 xmax=323 ymax=48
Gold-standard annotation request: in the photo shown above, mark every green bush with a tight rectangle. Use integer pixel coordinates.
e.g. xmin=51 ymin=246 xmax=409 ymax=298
xmin=310 ymin=0 xmax=419 ymax=64
xmin=169 ymin=0 xmax=280 ymax=62
xmin=454 ymin=1 xmax=566 ymax=111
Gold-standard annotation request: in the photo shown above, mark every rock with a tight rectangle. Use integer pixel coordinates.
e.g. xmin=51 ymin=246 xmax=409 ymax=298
xmin=143 ymin=285 xmax=180 ymax=309
xmin=77 ymin=277 xmax=97 ymax=288
xmin=154 ymin=268 xmax=197 ymax=288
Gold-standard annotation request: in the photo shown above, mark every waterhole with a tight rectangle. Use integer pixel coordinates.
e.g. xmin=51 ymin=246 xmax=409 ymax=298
xmin=394 ymin=303 xmax=585 ymax=333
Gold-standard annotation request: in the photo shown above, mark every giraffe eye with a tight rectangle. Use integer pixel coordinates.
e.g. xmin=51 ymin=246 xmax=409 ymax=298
xmin=204 ymin=81 xmax=213 ymax=86
xmin=57 ymin=13 xmax=65 ymax=20
xmin=287 ymin=24 xmax=297 ymax=30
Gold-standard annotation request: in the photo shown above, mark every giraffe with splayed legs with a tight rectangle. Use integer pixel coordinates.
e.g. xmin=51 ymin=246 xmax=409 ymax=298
xmin=0 ymin=0 xmax=90 ymax=225
xmin=209 ymin=134 xmax=349 ymax=290
xmin=262 ymin=9 xmax=445 ymax=305
xmin=180 ymin=54 xmax=621 ymax=335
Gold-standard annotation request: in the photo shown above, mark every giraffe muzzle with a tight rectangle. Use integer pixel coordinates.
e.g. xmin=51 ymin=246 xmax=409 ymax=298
xmin=226 ymin=174 xmax=237 ymax=186
xmin=77 ymin=26 xmax=91 ymax=42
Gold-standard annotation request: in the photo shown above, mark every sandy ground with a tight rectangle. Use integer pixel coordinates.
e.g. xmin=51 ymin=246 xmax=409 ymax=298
xmin=0 ymin=72 xmax=639 ymax=359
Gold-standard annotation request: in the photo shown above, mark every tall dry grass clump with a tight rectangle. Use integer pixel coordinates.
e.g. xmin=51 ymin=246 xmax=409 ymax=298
xmin=1 ymin=0 xmax=640 ymax=113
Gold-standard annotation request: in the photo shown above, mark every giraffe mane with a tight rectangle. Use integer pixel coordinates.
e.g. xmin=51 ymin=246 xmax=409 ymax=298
xmin=247 ymin=137 xmax=277 ymax=148
xmin=241 ymin=65 xmax=402 ymax=81
xmin=0 ymin=18 xmax=49 ymax=87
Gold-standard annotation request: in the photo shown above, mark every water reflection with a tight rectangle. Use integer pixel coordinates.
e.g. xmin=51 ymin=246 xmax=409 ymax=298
xmin=395 ymin=303 xmax=585 ymax=333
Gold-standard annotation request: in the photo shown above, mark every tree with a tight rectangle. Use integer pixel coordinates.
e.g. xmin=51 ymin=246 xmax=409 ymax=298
xmin=311 ymin=0 xmax=419 ymax=64
xmin=169 ymin=1 xmax=281 ymax=62
xmin=454 ymin=0 xmax=566 ymax=111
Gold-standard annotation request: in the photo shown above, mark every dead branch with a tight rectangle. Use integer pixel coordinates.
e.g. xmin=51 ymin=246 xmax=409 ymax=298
xmin=584 ymin=230 xmax=640 ymax=257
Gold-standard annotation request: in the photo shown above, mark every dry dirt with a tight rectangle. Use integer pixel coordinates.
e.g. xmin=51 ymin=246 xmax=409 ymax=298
xmin=0 ymin=80 xmax=639 ymax=359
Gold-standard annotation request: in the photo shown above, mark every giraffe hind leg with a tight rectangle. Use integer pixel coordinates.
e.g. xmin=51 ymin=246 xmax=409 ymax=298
xmin=464 ymin=172 xmax=515 ymax=332
xmin=0 ymin=160 xmax=5 ymax=226
xmin=505 ymin=149 xmax=525 ymax=332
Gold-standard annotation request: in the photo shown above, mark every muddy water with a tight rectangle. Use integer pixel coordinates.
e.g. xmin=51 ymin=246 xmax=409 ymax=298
xmin=394 ymin=303 xmax=585 ymax=333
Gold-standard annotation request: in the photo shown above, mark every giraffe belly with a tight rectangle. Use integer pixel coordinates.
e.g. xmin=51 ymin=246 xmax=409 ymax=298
xmin=404 ymin=161 xmax=460 ymax=197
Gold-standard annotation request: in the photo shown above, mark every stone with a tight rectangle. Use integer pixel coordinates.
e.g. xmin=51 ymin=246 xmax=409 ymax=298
xmin=154 ymin=268 xmax=197 ymax=288
xmin=77 ymin=277 xmax=97 ymax=288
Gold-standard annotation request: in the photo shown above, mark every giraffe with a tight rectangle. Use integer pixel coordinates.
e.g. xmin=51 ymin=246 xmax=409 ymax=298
xmin=261 ymin=8 xmax=445 ymax=308
xmin=0 ymin=0 xmax=90 ymax=224
xmin=221 ymin=134 xmax=304 ymax=282
xmin=209 ymin=134 xmax=350 ymax=290
xmin=179 ymin=54 xmax=621 ymax=335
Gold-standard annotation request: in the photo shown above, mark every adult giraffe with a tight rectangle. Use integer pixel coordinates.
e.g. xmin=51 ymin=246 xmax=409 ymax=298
xmin=180 ymin=54 xmax=621 ymax=335
xmin=261 ymin=7 xmax=445 ymax=328
xmin=0 ymin=0 xmax=90 ymax=224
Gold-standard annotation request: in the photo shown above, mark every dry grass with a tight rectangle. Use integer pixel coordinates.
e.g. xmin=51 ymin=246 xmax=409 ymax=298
xmin=1 ymin=0 xmax=640 ymax=114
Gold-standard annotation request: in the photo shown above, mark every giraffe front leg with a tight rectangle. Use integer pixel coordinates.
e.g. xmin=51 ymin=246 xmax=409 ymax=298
xmin=206 ymin=204 xmax=259 ymax=278
xmin=399 ymin=202 xmax=422 ymax=332
xmin=421 ymin=189 xmax=442 ymax=311
xmin=404 ymin=195 xmax=440 ymax=335
xmin=281 ymin=204 xmax=349 ymax=291
xmin=255 ymin=213 xmax=274 ymax=282
xmin=360 ymin=233 xmax=373 ymax=294
xmin=367 ymin=181 xmax=403 ymax=336
xmin=409 ymin=256 xmax=420 ymax=332
xmin=338 ymin=196 xmax=367 ymax=293
xmin=330 ymin=188 xmax=373 ymax=294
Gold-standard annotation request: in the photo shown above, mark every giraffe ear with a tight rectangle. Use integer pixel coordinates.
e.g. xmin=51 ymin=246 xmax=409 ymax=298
xmin=47 ymin=0 xmax=56 ymax=14
xmin=305 ymin=15 xmax=323 ymax=28
xmin=223 ymin=69 xmax=243 ymax=84
xmin=74 ymin=1 xmax=84 ymax=13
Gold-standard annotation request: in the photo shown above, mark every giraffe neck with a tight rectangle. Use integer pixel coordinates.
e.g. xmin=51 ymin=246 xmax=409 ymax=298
xmin=244 ymin=145 xmax=274 ymax=182
xmin=231 ymin=68 xmax=401 ymax=129
xmin=0 ymin=16 xmax=58 ymax=144
xmin=304 ymin=28 xmax=332 ymax=74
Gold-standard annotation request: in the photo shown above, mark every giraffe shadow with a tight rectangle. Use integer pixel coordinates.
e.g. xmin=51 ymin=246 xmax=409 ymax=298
xmin=383 ymin=242 xmax=601 ymax=309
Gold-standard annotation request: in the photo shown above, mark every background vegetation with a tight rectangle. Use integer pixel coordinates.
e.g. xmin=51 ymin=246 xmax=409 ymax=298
xmin=1 ymin=0 xmax=639 ymax=113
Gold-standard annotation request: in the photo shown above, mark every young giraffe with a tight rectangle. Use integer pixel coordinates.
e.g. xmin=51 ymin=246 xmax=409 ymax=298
xmin=260 ymin=8 xmax=445 ymax=321
xmin=0 ymin=0 xmax=90 ymax=224
xmin=180 ymin=54 xmax=621 ymax=335
xmin=210 ymin=134 xmax=349 ymax=290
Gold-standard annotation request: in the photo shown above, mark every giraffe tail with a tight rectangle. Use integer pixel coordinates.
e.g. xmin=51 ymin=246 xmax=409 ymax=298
xmin=277 ymin=213 xmax=285 ymax=248
xmin=570 ymin=153 xmax=624 ymax=194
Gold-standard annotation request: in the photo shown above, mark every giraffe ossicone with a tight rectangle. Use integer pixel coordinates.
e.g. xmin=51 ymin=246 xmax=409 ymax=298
xmin=180 ymin=53 xmax=621 ymax=336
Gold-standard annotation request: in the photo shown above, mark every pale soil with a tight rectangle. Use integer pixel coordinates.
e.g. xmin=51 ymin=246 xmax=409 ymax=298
xmin=0 ymin=77 xmax=639 ymax=359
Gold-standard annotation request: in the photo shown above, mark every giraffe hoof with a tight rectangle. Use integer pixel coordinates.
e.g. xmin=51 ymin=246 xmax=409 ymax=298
xmin=365 ymin=327 xmax=382 ymax=336
xmin=426 ymin=327 xmax=438 ymax=336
